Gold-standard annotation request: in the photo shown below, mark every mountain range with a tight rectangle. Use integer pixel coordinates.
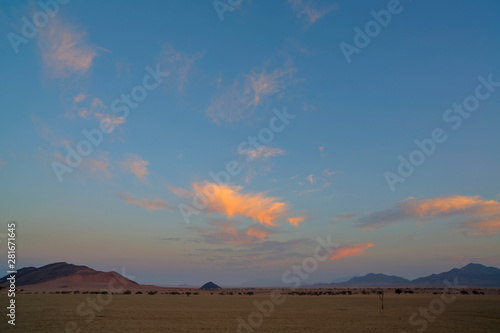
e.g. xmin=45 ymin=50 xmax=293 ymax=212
xmin=1 ymin=262 xmax=499 ymax=289
xmin=314 ymin=263 xmax=500 ymax=287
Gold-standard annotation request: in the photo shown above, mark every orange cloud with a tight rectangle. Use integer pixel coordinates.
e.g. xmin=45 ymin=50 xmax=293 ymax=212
xmin=355 ymin=195 xmax=500 ymax=231
xmin=329 ymin=242 xmax=374 ymax=260
xmin=307 ymin=174 xmax=314 ymax=184
xmin=247 ymin=228 xmax=269 ymax=241
xmin=118 ymin=193 xmax=171 ymax=212
xmin=38 ymin=17 xmax=100 ymax=78
xmin=288 ymin=216 xmax=306 ymax=227
xmin=121 ymin=154 xmax=149 ymax=182
xmin=407 ymin=195 xmax=500 ymax=217
xmin=191 ymin=181 xmax=288 ymax=226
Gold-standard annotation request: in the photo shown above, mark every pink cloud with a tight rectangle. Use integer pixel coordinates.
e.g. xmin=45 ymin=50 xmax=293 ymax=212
xmin=121 ymin=154 xmax=149 ymax=182
xmin=38 ymin=17 xmax=100 ymax=78
xmin=288 ymin=0 xmax=337 ymax=26
xmin=329 ymin=242 xmax=374 ymax=260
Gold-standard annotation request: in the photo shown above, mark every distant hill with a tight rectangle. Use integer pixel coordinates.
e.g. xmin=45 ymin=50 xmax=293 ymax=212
xmin=410 ymin=263 xmax=500 ymax=287
xmin=200 ymin=281 xmax=221 ymax=290
xmin=337 ymin=273 xmax=409 ymax=287
xmin=316 ymin=263 xmax=500 ymax=287
xmin=0 ymin=262 xmax=138 ymax=289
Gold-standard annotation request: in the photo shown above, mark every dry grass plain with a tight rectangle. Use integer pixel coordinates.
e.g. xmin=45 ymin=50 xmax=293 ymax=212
xmin=1 ymin=292 xmax=499 ymax=332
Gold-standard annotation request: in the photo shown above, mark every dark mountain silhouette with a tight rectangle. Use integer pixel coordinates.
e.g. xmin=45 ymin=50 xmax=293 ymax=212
xmin=410 ymin=263 xmax=500 ymax=287
xmin=336 ymin=273 xmax=409 ymax=287
xmin=200 ymin=281 xmax=221 ymax=290
xmin=316 ymin=263 xmax=500 ymax=287
xmin=0 ymin=262 xmax=138 ymax=288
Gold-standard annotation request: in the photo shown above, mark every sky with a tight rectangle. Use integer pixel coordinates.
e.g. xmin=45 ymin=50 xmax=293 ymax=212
xmin=0 ymin=0 xmax=499 ymax=286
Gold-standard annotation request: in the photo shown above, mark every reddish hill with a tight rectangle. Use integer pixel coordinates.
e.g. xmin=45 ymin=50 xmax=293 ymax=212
xmin=0 ymin=262 xmax=138 ymax=290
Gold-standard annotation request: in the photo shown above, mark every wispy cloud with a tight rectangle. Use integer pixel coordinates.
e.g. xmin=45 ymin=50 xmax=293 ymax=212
xmin=323 ymin=169 xmax=335 ymax=176
xmin=0 ymin=159 xmax=5 ymax=170
xmin=205 ymin=64 xmax=296 ymax=124
xmin=158 ymin=43 xmax=203 ymax=92
xmin=299 ymin=182 xmax=331 ymax=196
xmin=118 ymin=193 xmax=172 ymax=212
xmin=70 ymin=94 xmax=126 ymax=127
xmin=353 ymin=195 xmax=500 ymax=234
xmin=244 ymin=146 xmax=287 ymax=160
xmin=81 ymin=151 xmax=112 ymax=179
xmin=247 ymin=228 xmax=269 ymax=241
xmin=463 ymin=216 xmax=500 ymax=236
xmin=329 ymin=242 xmax=374 ymax=260
xmin=120 ymin=154 xmax=150 ymax=182
xmin=31 ymin=114 xmax=71 ymax=147
xmin=194 ymin=219 xmax=269 ymax=245
xmin=38 ymin=17 xmax=101 ymax=78
xmin=288 ymin=0 xmax=337 ymax=27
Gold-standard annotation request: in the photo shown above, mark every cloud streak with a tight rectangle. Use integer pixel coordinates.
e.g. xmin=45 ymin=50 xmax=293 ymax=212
xmin=353 ymin=195 xmax=500 ymax=235
xmin=329 ymin=242 xmax=374 ymax=260
xmin=244 ymin=146 xmax=286 ymax=160
xmin=118 ymin=193 xmax=172 ymax=212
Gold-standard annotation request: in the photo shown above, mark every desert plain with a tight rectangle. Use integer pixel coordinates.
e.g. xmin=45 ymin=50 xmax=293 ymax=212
xmin=1 ymin=288 xmax=499 ymax=332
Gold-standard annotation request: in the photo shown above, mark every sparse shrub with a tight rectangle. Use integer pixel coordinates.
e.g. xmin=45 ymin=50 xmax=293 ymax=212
xmin=148 ymin=290 xmax=157 ymax=295
xmin=123 ymin=290 xmax=132 ymax=295
xmin=136 ymin=291 xmax=142 ymax=294
xmin=395 ymin=288 xmax=403 ymax=295
xmin=460 ymin=290 xmax=469 ymax=295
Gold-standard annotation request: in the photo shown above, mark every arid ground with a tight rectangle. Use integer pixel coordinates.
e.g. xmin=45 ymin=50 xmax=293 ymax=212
xmin=1 ymin=291 xmax=499 ymax=332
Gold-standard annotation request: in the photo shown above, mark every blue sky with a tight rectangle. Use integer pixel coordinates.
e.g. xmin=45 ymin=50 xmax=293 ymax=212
xmin=0 ymin=0 xmax=499 ymax=286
